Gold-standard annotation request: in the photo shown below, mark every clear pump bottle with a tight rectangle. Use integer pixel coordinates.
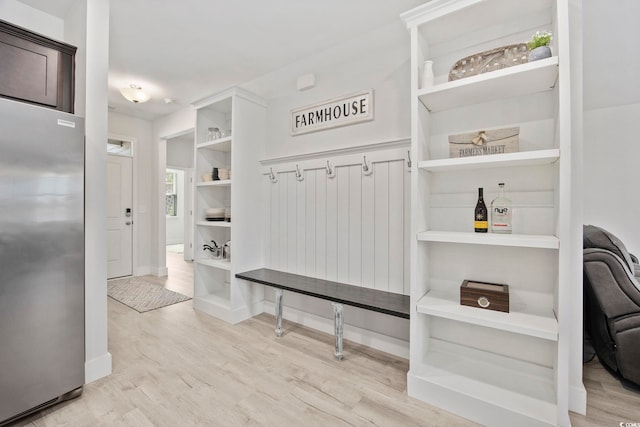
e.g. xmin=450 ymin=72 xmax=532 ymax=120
xmin=491 ymin=183 xmax=512 ymax=234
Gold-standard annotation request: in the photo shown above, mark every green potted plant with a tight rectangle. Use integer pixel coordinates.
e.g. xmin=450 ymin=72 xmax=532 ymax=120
xmin=528 ymin=30 xmax=552 ymax=61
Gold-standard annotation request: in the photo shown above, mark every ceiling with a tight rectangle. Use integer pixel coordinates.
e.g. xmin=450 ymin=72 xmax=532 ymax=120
xmin=19 ymin=0 xmax=426 ymax=120
xmin=17 ymin=1 xmax=640 ymax=118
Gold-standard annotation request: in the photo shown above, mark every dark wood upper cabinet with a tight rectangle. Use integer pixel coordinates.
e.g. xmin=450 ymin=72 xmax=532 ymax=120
xmin=0 ymin=19 xmax=76 ymax=113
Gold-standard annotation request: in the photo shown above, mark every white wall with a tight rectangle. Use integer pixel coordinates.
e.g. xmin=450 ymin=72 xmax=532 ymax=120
xmin=244 ymin=20 xmax=412 ymax=159
xmin=0 ymin=0 xmax=64 ymax=40
xmin=166 ymin=136 xmax=194 ymax=169
xmin=78 ymin=0 xmax=111 ymax=383
xmin=582 ymin=0 xmax=640 ymax=256
xmin=583 ymin=103 xmax=640 ymax=256
xmin=108 ymin=112 xmax=154 ymax=275
xmin=151 ymin=108 xmax=196 ymax=275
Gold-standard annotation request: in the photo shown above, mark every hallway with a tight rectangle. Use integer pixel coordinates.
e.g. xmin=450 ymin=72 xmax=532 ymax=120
xmin=139 ymin=251 xmax=194 ymax=298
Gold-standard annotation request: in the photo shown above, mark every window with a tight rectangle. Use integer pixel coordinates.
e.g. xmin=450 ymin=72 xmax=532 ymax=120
xmin=107 ymin=138 xmax=132 ymax=156
xmin=165 ymin=170 xmax=178 ymax=216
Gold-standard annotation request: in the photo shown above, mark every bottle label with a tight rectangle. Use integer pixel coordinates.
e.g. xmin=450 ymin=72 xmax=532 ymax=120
xmin=474 ymin=221 xmax=488 ymax=229
xmin=492 ymin=207 xmax=511 ymax=230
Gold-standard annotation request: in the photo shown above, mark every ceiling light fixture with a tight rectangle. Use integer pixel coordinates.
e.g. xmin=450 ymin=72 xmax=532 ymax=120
xmin=120 ymin=84 xmax=150 ymax=104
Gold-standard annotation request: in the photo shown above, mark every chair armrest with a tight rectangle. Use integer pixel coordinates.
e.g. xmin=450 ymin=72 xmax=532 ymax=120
xmin=584 ymin=248 xmax=640 ymax=318
xmin=613 ymin=312 xmax=640 ymax=333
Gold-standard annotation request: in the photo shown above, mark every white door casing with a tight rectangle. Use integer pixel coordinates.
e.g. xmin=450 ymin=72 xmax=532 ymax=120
xmin=184 ymin=168 xmax=194 ymax=261
xmin=107 ymin=155 xmax=133 ymax=279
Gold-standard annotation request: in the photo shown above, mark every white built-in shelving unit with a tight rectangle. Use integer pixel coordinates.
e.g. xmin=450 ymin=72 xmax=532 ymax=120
xmin=192 ymin=87 xmax=266 ymax=323
xmin=402 ymin=0 xmax=581 ymax=425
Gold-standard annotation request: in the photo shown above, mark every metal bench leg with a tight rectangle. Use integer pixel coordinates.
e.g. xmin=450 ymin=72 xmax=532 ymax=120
xmin=332 ymin=302 xmax=344 ymax=361
xmin=275 ymin=288 xmax=283 ymax=337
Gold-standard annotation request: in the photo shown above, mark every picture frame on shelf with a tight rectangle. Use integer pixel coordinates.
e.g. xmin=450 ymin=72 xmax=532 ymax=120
xmin=448 ymin=126 xmax=519 ymax=158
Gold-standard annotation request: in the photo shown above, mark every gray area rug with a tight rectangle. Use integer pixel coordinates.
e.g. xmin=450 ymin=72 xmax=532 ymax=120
xmin=108 ymin=277 xmax=191 ymax=313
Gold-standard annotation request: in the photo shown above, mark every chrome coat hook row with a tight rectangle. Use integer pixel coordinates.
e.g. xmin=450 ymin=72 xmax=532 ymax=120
xmin=268 ymin=155 xmax=386 ymax=183
xmin=362 ymin=155 xmax=373 ymax=176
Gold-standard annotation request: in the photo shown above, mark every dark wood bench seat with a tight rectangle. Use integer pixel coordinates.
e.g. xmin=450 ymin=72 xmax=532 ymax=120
xmin=236 ymin=268 xmax=410 ymax=360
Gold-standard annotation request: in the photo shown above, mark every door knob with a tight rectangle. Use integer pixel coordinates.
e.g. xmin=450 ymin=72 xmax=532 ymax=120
xmin=126 ymin=221 xmax=132 ymax=225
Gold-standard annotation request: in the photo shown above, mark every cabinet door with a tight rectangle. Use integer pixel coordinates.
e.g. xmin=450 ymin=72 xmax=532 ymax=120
xmin=0 ymin=20 xmax=76 ymax=113
xmin=0 ymin=31 xmax=59 ymax=108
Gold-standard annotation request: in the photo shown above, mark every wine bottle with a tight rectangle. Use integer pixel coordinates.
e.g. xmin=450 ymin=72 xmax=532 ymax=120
xmin=491 ymin=182 xmax=512 ymax=234
xmin=474 ymin=187 xmax=488 ymax=233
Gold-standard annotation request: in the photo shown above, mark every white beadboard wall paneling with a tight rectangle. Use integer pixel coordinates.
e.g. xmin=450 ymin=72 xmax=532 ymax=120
xmin=305 ymin=171 xmax=317 ymax=276
xmin=348 ymin=165 xmax=362 ymax=286
xmin=296 ymin=174 xmax=306 ymax=273
xmin=261 ymin=140 xmax=410 ymax=295
xmin=326 ymin=170 xmax=338 ymax=282
xmin=374 ymin=163 xmax=390 ymax=291
xmin=279 ymin=171 xmax=289 ymax=271
xmin=336 ymin=167 xmax=350 ymax=283
xmin=361 ymin=166 xmax=376 ymax=289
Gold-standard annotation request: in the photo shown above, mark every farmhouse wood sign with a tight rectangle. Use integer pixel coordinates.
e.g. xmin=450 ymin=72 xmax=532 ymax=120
xmin=291 ymin=89 xmax=374 ymax=136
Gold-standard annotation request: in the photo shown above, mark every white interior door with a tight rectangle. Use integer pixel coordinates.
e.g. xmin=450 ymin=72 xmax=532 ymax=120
xmin=184 ymin=169 xmax=194 ymax=261
xmin=107 ymin=155 xmax=133 ymax=279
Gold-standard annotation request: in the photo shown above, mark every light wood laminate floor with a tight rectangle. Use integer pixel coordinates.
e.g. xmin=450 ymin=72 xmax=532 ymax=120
xmin=12 ymin=252 xmax=640 ymax=426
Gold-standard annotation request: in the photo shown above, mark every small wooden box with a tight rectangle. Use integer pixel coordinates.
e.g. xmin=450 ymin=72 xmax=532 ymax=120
xmin=460 ymin=280 xmax=509 ymax=313
xmin=448 ymin=127 xmax=519 ymax=158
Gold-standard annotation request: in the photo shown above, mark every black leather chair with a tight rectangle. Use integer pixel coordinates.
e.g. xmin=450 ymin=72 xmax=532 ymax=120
xmin=583 ymin=225 xmax=640 ymax=387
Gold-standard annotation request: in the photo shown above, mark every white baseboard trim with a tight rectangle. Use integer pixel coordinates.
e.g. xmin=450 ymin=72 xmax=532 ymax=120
xmin=569 ymin=383 xmax=587 ymax=415
xmin=230 ymin=300 xmax=265 ymax=324
xmin=262 ymin=301 xmax=409 ymax=359
xmin=155 ymin=266 xmax=168 ymax=277
xmin=134 ymin=265 xmax=153 ymax=276
xmin=84 ymin=352 xmax=112 ymax=384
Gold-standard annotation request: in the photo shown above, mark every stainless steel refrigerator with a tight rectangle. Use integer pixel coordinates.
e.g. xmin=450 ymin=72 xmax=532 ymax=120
xmin=0 ymin=97 xmax=85 ymax=425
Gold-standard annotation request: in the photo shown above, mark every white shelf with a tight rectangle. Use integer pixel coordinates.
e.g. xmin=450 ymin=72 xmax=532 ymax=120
xmin=418 ymin=57 xmax=559 ymax=112
xmin=196 ymin=221 xmax=231 ymax=228
xmin=409 ymin=339 xmax=557 ymax=426
xmin=193 ymin=87 xmax=267 ymax=326
xmin=196 ymin=136 xmax=232 ymax=152
xmin=196 ymin=179 xmax=231 ymax=187
xmin=417 ymin=230 xmax=559 ymax=249
xmin=418 ymin=149 xmax=560 ymax=172
xmin=416 ymin=290 xmax=558 ymax=341
xmin=403 ymin=0 xmax=577 ymax=423
xmin=195 ymin=258 xmax=231 ymax=271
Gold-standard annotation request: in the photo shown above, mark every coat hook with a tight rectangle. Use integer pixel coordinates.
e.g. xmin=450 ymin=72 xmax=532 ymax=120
xmin=269 ymin=167 xmax=278 ymax=183
xmin=326 ymin=160 xmax=336 ymax=178
xmin=407 ymin=150 xmax=412 ymax=171
xmin=362 ymin=155 xmax=373 ymax=176
xmin=295 ymin=164 xmax=304 ymax=181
